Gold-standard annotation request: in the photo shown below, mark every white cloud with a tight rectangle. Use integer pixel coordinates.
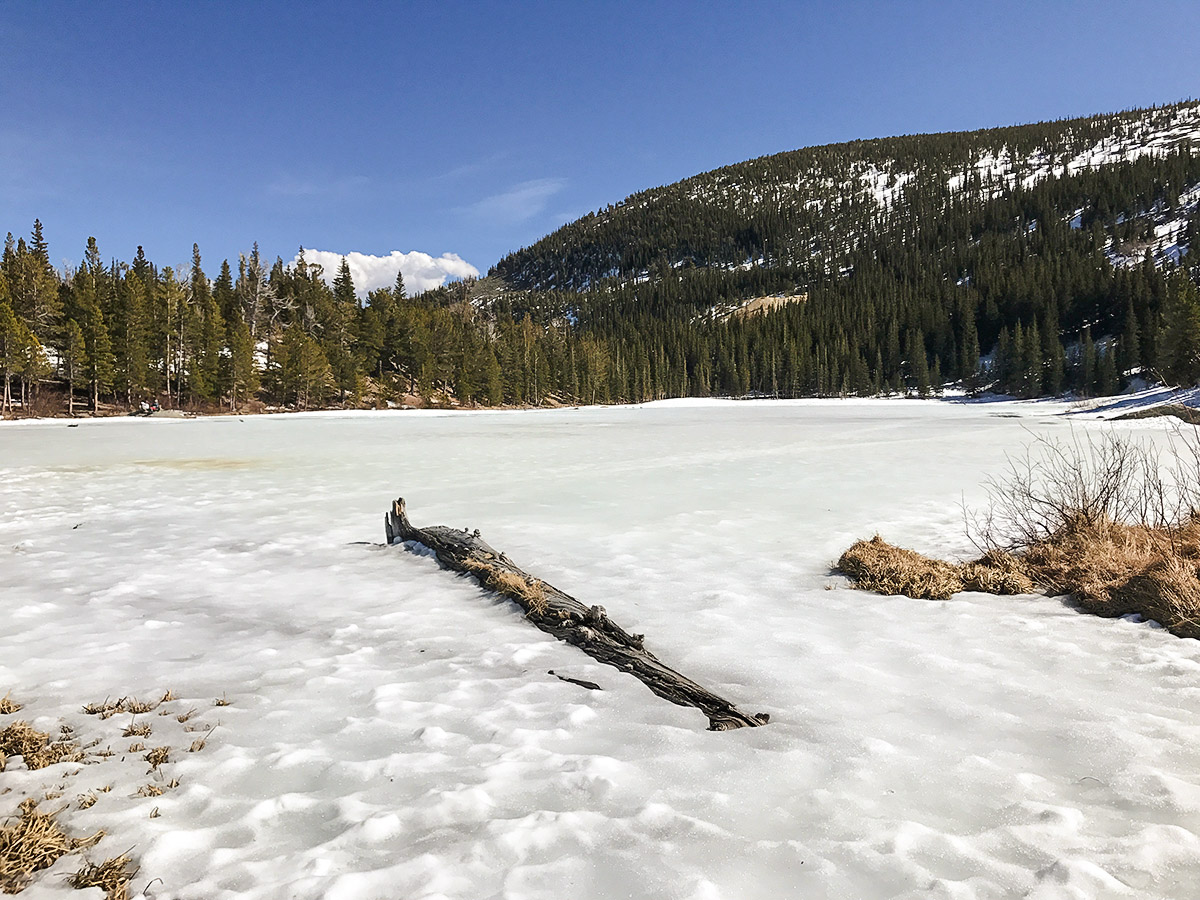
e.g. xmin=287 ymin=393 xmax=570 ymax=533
xmin=290 ymin=249 xmax=480 ymax=297
xmin=464 ymin=178 xmax=566 ymax=223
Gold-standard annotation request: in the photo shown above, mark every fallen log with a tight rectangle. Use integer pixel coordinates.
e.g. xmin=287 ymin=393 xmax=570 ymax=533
xmin=386 ymin=498 xmax=769 ymax=731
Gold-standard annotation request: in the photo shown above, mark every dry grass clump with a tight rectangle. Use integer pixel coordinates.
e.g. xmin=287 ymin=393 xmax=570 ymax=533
xmin=83 ymin=696 xmax=159 ymax=720
xmin=0 ymin=722 xmax=84 ymax=772
xmin=0 ymin=694 xmax=22 ymax=716
xmin=960 ymin=549 xmax=1035 ymax=594
xmin=69 ymin=853 xmax=137 ymax=900
xmin=188 ymin=727 xmax=215 ymax=754
xmin=837 ymin=537 xmax=965 ymax=601
xmin=841 ymin=430 xmax=1200 ymax=639
xmin=1018 ymin=516 xmax=1200 ymax=637
xmin=143 ymin=747 xmax=170 ymax=769
xmin=82 ymin=700 xmax=123 ymax=720
xmin=0 ymin=799 xmax=103 ymax=893
xmin=463 ymin=559 xmax=550 ymax=615
xmin=121 ymin=721 xmax=151 ymax=738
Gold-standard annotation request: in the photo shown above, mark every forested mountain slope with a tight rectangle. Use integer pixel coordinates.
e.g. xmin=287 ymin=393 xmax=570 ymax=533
xmin=485 ymin=101 xmax=1200 ymax=399
xmin=2 ymin=103 xmax=1199 ymax=415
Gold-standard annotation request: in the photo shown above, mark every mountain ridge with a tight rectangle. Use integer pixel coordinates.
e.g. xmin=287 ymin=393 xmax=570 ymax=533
xmin=491 ymin=100 xmax=1199 ymax=293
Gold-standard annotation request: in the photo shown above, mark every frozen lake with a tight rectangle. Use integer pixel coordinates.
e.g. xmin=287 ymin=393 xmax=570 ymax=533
xmin=3 ymin=399 xmax=1200 ymax=899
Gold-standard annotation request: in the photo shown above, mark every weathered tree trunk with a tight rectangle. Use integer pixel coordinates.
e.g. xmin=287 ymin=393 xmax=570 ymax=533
xmin=386 ymin=498 xmax=769 ymax=731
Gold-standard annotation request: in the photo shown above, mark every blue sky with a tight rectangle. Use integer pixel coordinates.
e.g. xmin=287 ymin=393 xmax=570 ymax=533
xmin=3 ymin=0 xmax=1198 ymax=285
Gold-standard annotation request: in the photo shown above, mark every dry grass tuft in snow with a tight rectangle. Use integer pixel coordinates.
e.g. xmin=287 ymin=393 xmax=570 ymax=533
xmin=959 ymin=549 xmax=1035 ymax=594
xmin=0 ymin=722 xmax=84 ymax=772
xmin=121 ymin=721 xmax=151 ymax=739
xmin=83 ymin=696 xmax=161 ymax=720
xmin=1021 ymin=517 xmax=1200 ymax=637
xmin=0 ymin=694 xmax=22 ymax=716
xmin=69 ymin=853 xmax=138 ymax=900
xmin=837 ymin=536 xmax=965 ymax=601
xmin=462 ymin=559 xmax=550 ymax=615
xmin=0 ymin=798 xmax=104 ymax=894
xmin=842 ymin=431 xmax=1200 ymax=638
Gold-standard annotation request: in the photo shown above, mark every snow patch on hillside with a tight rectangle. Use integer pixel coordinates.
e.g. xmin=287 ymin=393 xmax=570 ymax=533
xmin=1106 ymin=181 xmax=1200 ymax=268
xmin=948 ymin=105 xmax=1200 ymax=196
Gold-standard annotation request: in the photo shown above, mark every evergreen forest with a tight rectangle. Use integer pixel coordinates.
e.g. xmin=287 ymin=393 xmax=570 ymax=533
xmin=2 ymin=101 xmax=1200 ymax=416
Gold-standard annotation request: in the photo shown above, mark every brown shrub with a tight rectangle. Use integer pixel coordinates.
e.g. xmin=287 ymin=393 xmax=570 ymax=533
xmin=1119 ymin=557 xmax=1200 ymax=639
xmin=837 ymin=536 xmax=964 ymax=601
xmin=842 ymin=429 xmax=1200 ymax=640
xmin=0 ymin=694 xmax=21 ymax=716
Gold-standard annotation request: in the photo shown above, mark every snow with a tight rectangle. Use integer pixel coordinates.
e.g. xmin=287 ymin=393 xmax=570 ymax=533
xmin=858 ymin=165 xmax=914 ymax=208
xmin=4 ymin=399 xmax=1200 ymax=899
xmin=947 ymin=106 xmax=1200 ymax=198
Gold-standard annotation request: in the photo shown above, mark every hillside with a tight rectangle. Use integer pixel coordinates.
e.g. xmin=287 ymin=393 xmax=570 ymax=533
xmin=495 ymin=103 xmax=1200 ymax=290
xmin=481 ymin=101 xmax=1200 ymax=400
xmin=3 ymin=103 xmax=1199 ymax=416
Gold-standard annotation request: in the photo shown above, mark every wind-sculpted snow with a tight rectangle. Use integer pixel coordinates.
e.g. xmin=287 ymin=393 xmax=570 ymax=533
xmin=3 ymin=400 xmax=1200 ymax=898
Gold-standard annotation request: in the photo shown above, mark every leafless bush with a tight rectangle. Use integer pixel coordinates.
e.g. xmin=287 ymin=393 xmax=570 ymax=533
xmin=967 ymin=427 xmax=1200 ymax=552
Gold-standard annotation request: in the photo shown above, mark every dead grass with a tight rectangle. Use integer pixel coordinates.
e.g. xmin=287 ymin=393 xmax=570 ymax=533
xmin=188 ymin=728 xmax=214 ymax=753
xmin=0 ymin=722 xmax=84 ymax=772
xmin=960 ymin=549 xmax=1035 ymax=594
xmin=0 ymin=695 xmax=22 ymax=716
xmin=1018 ymin=516 xmax=1200 ymax=638
xmin=143 ymin=747 xmax=170 ymax=770
xmin=69 ymin=853 xmax=137 ymax=900
xmin=0 ymin=799 xmax=104 ymax=894
xmin=121 ymin=721 xmax=151 ymax=738
xmin=840 ymin=448 xmax=1200 ymax=639
xmin=83 ymin=696 xmax=159 ymax=719
xmin=463 ymin=559 xmax=550 ymax=615
xmin=837 ymin=537 xmax=965 ymax=601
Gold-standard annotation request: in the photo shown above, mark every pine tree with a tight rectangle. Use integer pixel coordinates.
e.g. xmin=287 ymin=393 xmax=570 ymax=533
xmin=1080 ymin=330 xmax=1098 ymax=396
xmin=1118 ymin=300 xmax=1141 ymax=380
xmin=187 ymin=244 xmax=224 ymax=402
xmin=279 ymin=324 xmax=332 ymax=409
xmin=62 ymin=318 xmax=87 ymax=416
xmin=1160 ymin=273 xmax=1200 ymax=386
xmin=227 ymin=316 xmax=259 ymax=410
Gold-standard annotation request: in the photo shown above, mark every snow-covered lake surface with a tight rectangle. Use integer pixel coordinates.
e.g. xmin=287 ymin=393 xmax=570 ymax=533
xmin=4 ymin=399 xmax=1200 ymax=899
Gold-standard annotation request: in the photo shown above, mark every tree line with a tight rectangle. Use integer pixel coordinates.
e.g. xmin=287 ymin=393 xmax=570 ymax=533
xmin=3 ymin=104 xmax=1200 ymax=415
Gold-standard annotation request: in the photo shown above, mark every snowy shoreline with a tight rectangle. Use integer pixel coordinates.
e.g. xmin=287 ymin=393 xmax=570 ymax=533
xmin=5 ymin=383 xmax=1199 ymax=431
xmin=4 ymin=400 xmax=1200 ymax=898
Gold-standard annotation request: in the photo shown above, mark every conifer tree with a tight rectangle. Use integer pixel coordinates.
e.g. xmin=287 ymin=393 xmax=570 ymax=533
xmin=1160 ymin=273 xmax=1200 ymax=387
xmin=62 ymin=318 xmax=87 ymax=416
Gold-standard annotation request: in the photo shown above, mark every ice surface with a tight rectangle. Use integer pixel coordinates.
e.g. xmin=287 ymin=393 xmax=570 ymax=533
xmin=3 ymin=399 xmax=1200 ymax=898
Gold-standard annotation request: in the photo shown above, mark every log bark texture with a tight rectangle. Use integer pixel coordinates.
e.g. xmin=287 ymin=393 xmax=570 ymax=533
xmin=386 ymin=497 xmax=769 ymax=731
